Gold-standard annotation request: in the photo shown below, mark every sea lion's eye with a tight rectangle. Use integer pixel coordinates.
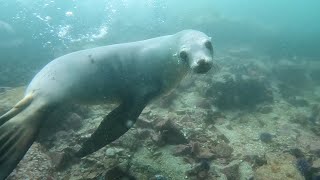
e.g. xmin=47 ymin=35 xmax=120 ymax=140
xmin=179 ymin=50 xmax=188 ymax=61
xmin=204 ymin=40 xmax=213 ymax=51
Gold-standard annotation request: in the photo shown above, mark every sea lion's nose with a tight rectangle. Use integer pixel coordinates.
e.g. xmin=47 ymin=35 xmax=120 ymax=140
xmin=195 ymin=58 xmax=212 ymax=74
xmin=197 ymin=59 xmax=206 ymax=66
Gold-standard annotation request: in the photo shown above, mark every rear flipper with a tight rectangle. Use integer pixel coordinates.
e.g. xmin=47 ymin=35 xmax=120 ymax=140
xmin=0 ymin=93 xmax=33 ymax=126
xmin=0 ymin=98 xmax=49 ymax=180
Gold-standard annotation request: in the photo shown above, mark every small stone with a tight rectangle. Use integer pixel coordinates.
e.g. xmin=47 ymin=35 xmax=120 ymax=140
xmin=136 ymin=117 xmax=153 ymax=128
xmin=212 ymin=142 xmax=234 ymax=158
xmin=312 ymin=158 xmax=320 ymax=169
xmin=104 ymin=166 xmax=136 ymax=180
xmin=195 ymin=99 xmax=212 ymax=109
xmin=243 ymin=155 xmax=267 ymax=168
xmin=149 ymin=174 xmax=168 ymax=180
xmin=287 ymin=97 xmax=309 ymax=107
xmin=154 ymin=119 xmax=188 ymax=145
xmin=221 ymin=162 xmax=240 ymax=180
xmin=286 ymin=148 xmax=305 ymax=158
xmin=105 ymin=147 xmax=124 ymax=157
xmin=67 ymin=113 xmax=83 ymax=130
xmin=134 ymin=129 xmax=151 ymax=139
xmin=217 ymin=134 xmax=230 ymax=143
xmin=151 ymin=132 xmax=165 ymax=146
xmin=259 ymin=132 xmax=273 ymax=143
xmin=257 ymin=105 xmax=273 ymax=114
xmin=173 ymin=144 xmax=192 ymax=156
xmin=239 ymin=161 xmax=254 ymax=180
xmin=85 ymin=171 xmax=101 ymax=179
xmin=186 ymin=160 xmax=211 ymax=179
xmin=190 ymin=141 xmax=201 ymax=156
xmin=196 ymin=149 xmax=215 ymax=160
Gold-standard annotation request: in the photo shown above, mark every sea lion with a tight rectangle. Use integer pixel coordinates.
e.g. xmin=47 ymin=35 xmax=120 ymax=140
xmin=0 ymin=29 xmax=214 ymax=179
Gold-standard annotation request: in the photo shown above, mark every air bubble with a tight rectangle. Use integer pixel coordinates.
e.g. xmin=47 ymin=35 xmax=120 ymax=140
xmin=65 ymin=11 xmax=73 ymax=17
xmin=126 ymin=120 xmax=134 ymax=128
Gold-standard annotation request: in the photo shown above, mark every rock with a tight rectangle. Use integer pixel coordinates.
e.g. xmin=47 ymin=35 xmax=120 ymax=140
xmin=286 ymin=148 xmax=305 ymax=158
xmin=49 ymin=151 xmax=65 ymax=170
xmin=259 ymin=132 xmax=273 ymax=143
xmin=49 ymin=147 xmax=79 ymax=171
xmin=205 ymin=73 xmax=273 ymax=109
xmin=239 ymin=161 xmax=254 ymax=180
xmin=296 ymin=158 xmax=312 ymax=179
xmin=158 ymin=91 xmax=178 ymax=108
xmin=310 ymin=69 xmax=320 ymax=84
xmin=154 ymin=119 xmax=188 ymax=145
xmin=310 ymin=148 xmax=320 ymax=158
xmin=186 ymin=160 xmax=211 ymax=180
xmin=217 ymin=134 xmax=230 ymax=143
xmin=312 ymin=158 xmax=320 ymax=169
xmin=190 ymin=141 xmax=201 ymax=156
xmin=273 ymin=64 xmax=308 ymax=88
xmin=203 ymin=108 xmax=225 ymax=124
xmin=257 ymin=105 xmax=273 ymax=114
xmin=310 ymin=104 xmax=320 ymax=124
xmin=195 ymin=98 xmax=212 ymax=109
xmin=196 ymin=149 xmax=215 ymax=160
xmin=7 ymin=143 xmax=55 ymax=180
xmin=212 ymin=142 xmax=234 ymax=158
xmin=105 ymin=147 xmax=125 ymax=157
xmin=151 ymin=132 xmax=165 ymax=146
xmin=290 ymin=112 xmax=309 ymax=126
xmin=134 ymin=129 xmax=152 ymax=140
xmin=254 ymin=153 xmax=304 ymax=180
xmin=104 ymin=166 xmax=136 ymax=180
xmin=243 ymin=155 xmax=267 ymax=168
xmin=173 ymin=144 xmax=192 ymax=156
xmin=66 ymin=112 xmax=83 ymax=130
xmin=221 ymin=161 xmax=240 ymax=180
xmin=85 ymin=171 xmax=103 ymax=180
xmin=287 ymin=96 xmax=309 ymax=107
xmin=149 ymin=174 xmax=168 ymax=180
xmin=136 ymin=117 xmax=154 ymax=128
xmin=173 ymin=142 xmax=215 ymax=161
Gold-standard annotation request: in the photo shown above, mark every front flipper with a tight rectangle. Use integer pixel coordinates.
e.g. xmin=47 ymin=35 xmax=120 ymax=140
xmin=75 ymin=94 xmax=153 ymax=158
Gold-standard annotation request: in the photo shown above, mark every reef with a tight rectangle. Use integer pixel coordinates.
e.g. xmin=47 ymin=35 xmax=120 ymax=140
xmin=205 ymin=71 xmax=273 ymax=110
xmin=2 ymin=52 xmax=320 ymax=180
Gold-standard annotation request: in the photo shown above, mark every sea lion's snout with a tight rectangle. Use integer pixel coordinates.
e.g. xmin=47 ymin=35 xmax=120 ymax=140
xmin=193 ymin=58 xmax=213 ymax=74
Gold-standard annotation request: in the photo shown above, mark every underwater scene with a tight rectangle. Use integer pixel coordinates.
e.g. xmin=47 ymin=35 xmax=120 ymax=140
xmin=1 ymin=0 xmax=320 ymax=179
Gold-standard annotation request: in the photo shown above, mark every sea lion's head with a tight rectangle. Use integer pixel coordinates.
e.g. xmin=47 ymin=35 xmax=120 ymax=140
xmin=178 ymin=30 xmax=214 ymax=74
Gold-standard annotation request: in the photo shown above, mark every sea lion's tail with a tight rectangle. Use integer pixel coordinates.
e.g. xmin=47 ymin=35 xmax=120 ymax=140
xmin=0 ymin=94 xmax=48 ymax=180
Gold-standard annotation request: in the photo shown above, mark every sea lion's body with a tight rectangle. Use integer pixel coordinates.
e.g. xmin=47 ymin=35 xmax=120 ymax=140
xmin=27 ymin=34 xmax=186 ymax=105
xmin=0 ymin=30 xmax=214 ymax=179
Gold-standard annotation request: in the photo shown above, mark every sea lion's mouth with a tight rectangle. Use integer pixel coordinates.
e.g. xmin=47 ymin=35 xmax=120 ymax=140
xmin=192 ymin=59 xmax=213 ymax=74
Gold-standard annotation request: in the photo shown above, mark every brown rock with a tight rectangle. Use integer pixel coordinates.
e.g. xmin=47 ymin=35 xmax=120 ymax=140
xmin=221 ymin=162 xmax=240 ymax=180
xmin=212 ymin=142 xmax=233 ymax=158
xmin=257 ymin=105 xmax=273 ymax=114
xmin=104 ymin=166 xmax=136 ymax=180
xmin=136 ymin=117 xmax=153 ymax=128
xmin=173 ymin=144 xmax=192 ymax=156
xmin=154 ymin=119 xmax=188 ymax=145
xmin=186 ymin=161 xmax=211 ymax=180
xmin=67 ymin=113 xmax=83 ymax=130
xmin=197 ymin=149 xmax=215 ymax=160
xmin=151 ymin=132 xmax=165 ymax=146
xmin=134 ymin=129 xmax=151 ymax=140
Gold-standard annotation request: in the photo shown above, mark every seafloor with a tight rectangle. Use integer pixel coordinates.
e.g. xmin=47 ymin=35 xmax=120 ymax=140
xmin=1 ymin=49 xmax=320 ymax=180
